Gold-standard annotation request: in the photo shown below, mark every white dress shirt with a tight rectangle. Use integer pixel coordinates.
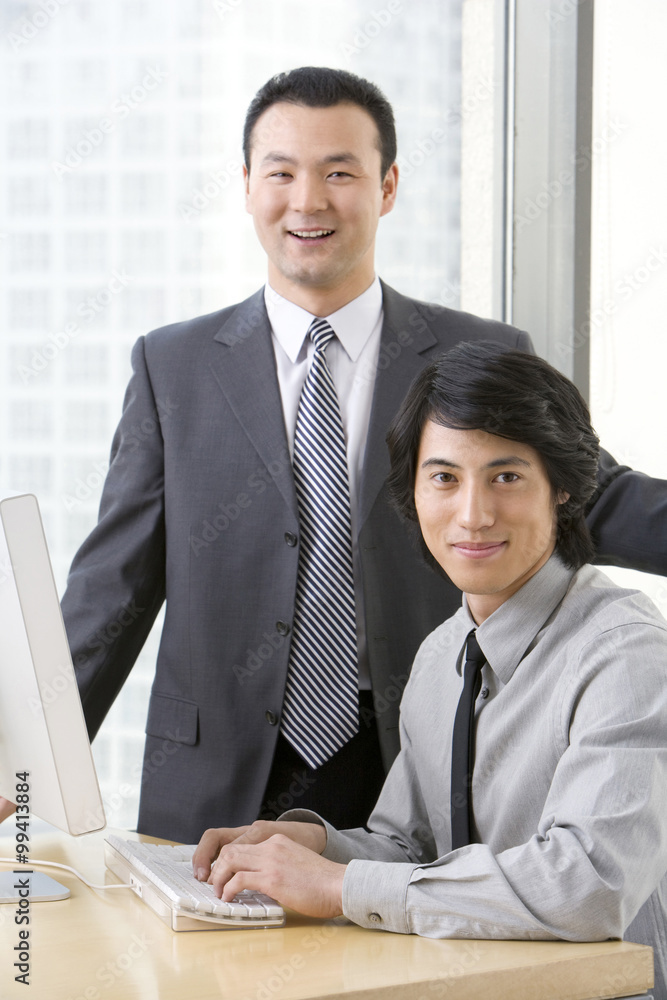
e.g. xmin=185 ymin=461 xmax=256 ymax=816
xmin=264 ymin=279 xmax=384 ymax=689
xmin=284 ymin=555 xmax=667 ymax=999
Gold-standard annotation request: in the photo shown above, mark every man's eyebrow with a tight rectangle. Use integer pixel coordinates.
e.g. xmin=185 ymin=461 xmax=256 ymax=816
xmin=259 ymin=152 xmax=363 ymax=168
xmin=420 ymin=456 xmax=532 ymax=470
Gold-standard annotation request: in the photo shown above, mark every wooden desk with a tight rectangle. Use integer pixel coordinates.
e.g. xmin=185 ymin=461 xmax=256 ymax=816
xmin=0 ymin=829 xmax=654 ymax=1000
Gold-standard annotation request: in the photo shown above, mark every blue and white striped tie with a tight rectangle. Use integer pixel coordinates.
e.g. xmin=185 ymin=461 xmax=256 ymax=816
xmin=281 ymin=318 xmax=359 ymax=769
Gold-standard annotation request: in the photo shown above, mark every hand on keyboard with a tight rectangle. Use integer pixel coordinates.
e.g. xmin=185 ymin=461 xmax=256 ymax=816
xmin=105 ymin=836 xmax=284 ymax=928
xmin=196 ymin=827 xmax=346 ymax=921
xmin=193 ymin=819 xmax=327 ymax=882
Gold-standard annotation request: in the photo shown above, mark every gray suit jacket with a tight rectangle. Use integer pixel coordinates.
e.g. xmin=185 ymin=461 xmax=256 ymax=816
xmin=61 ymin=282 xmax=667 ymax=842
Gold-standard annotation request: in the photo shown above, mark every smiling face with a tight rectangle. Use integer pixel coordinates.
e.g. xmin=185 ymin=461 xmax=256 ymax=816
xmin=243 ymin=101 xmax=398 ymax=315
xmin=414 ymin=421 xmax=566 ymax=624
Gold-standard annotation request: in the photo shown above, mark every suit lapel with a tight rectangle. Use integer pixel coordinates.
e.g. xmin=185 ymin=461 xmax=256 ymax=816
xmin=358 ymin=282 xmax=440 ymax=529
xmin=209 ymin=288 xmax=297 ymax=519
xmin=208 ymin=283 xmax=443 ymax=528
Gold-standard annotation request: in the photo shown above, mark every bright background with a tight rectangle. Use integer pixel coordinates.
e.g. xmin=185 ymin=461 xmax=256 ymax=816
xmin=1 ymin=0 xmax=664 ymax=830
xmin=0 ymin=0 xmax=463 ymax=829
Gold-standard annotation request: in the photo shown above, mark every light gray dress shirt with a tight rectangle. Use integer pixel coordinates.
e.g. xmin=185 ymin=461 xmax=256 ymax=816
xmin=265 ymin=279 xmax=383 ymax=689
xmin=284 ymin=555 xmax=667 ymax=998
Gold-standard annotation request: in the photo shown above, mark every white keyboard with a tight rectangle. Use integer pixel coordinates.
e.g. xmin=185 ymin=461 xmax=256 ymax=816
xmin=104 ymin=835 xmax=285 ymax=932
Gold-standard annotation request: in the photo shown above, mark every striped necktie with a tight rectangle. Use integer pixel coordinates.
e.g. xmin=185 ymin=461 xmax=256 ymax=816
xmin=280 ymin=317 xmax=359 ymax=769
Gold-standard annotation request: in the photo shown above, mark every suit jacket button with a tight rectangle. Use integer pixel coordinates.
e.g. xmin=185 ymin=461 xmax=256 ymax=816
xmin=265 ymin=710 xmax=278 ymax=725
xmin=368 ymin=912 xmax=382 ymax=924
xmin=276 ymin=620 xmax=291 ymax=636
xmin=284 ymin=532 xmax=297 ymax=547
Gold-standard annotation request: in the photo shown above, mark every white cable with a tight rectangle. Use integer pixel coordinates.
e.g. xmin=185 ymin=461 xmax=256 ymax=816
xmin=0 ymin=856 xmax=132 ymax=891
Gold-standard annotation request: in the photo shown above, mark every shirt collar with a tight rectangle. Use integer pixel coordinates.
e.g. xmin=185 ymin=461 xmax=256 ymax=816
xmin=461 ymin=553 xmax=576 ymax=685
xmin=264 ymin=277 xmax=383 ymax=364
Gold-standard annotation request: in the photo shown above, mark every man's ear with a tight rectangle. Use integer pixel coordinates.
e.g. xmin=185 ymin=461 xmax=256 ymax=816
xmin=243 ymin=164 xmax=251 ymax=213
xmin=380 ymin=162 xmax=399 ymax=218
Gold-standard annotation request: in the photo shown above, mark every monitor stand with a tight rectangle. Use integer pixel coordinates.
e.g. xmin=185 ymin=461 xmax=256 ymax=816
xmin=0 ymin=870 xmax=70 ymax=902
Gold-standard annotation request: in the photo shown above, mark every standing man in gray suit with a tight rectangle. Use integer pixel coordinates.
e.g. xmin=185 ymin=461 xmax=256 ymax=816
xmin=50 ymin=68 xmax=667 ymax=844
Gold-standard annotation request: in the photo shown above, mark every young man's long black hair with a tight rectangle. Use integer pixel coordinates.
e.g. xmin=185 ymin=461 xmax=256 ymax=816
xmin=386 ymin=341 xmax=600 ymax=571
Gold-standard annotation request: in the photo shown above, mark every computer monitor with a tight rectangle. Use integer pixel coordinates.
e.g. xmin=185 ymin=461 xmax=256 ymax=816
xmin=0 ymin=492 xmax=105 ymax=836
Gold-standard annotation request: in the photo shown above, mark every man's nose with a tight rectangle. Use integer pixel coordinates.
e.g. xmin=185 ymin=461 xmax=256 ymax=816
xmin=289 ymin=174 xmax=329 ymax=214
xmin=457 ymin=483 xmax=494 ymax=531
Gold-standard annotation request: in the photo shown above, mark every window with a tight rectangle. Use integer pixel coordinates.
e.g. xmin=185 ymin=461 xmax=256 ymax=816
xmin=122 ymin=115 xmax=166 ymax=157
xmin=120 ymin=173 xmax=166 ymax=215
xmin=121 ymin=230 xmax=166 ymax=273
xmin=8 ymin=177 xmax=50 ymax=214
xmin=0 ymin=0 xmax=463 ymax=830
xmin=7 ymin=119 xmax=49 ymax=158
xmin=8 ymin=455 xmax=53 ymax=493
xmin=9 ymin=289 xmax=51 ymax=330
xmin=65 ymin=232 xmax=109 ymax=273
xmin=65 ymin=60 xmax=108 ymax=100
xmin=8 ymin=233 xmax=51 ymax=271
xmin=64 ymin=401 xmax=110 ymax=443
xmin=64 ymin=174 xmax=108 ymax=214
xmin=10 ymin=401 xmax=53 ymax=440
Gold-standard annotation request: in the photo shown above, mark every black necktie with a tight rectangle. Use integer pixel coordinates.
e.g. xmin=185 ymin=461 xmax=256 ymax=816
xmin=450 ymin=630 xmax=486 ymax=850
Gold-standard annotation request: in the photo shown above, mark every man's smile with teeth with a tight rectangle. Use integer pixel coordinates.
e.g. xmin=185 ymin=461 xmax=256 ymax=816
xmin=289 ymin=229 xmax=335 ymax=238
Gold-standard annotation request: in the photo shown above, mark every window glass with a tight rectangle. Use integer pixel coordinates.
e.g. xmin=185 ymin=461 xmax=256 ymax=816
xmin=0 ymin=0 xmax=462 ymax=830
xmin=590 ymin=0 xmax=667 ymax=612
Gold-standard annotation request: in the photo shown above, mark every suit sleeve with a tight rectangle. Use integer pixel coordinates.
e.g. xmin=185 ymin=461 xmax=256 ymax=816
xmin=585 ymin=449 xmax=667 ymax=574
xmin=516 ymin=324 xmax=667 ymax=575
xmin=61 ymin=336 xmax=166 ymax=740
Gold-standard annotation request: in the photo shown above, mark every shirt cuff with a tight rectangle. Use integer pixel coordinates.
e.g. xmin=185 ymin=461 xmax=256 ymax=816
xmin=278 ymin=808 xmax=353 ymax=857
xmin=342 ymin=859 xmax=416 ymax=934
xmin=277 ymin=807 xmax=326 ymax=827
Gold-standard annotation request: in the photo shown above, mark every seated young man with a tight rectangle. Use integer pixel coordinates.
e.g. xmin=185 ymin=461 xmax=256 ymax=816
xmin=193 ymin=343 xmax=667 ymax=997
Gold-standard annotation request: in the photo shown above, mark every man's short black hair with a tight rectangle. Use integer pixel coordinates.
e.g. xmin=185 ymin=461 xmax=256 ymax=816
xmin=386 ymin=341 xmax=600 ymax=571
xmin=243 ymin=66 xmax=397 ymax=178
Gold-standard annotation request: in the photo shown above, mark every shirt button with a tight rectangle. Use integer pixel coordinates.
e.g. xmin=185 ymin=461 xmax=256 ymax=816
xmin=284 ymin=532 xmax=297 ymax=547
xmin=276 ymin=620 xmax=291 ymax=636
xmin=368 ymin=912 xmax=382 ymax=924
xmin=480 ymin=687 xmax=489 ymax=700
xmin=265 ymin=710 xmax=278 ymax=725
